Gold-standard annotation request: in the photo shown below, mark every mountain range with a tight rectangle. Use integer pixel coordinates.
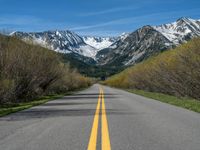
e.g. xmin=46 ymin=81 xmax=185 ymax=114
xmin=11 ymin=17 xmax=200 ymax=74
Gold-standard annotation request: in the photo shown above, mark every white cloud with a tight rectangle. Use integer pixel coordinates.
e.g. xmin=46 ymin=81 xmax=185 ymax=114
xmin=71 ymin=8 xmax=200 ymax=31
xmin=79 ymin=6 xmax=137 ymax=16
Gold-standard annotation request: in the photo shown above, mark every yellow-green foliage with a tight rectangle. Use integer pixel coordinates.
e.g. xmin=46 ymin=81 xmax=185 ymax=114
xmin=0 ymin=35 xmax=92 ymax=104
xmin=105 ymin=38 xmax=200 ymax=99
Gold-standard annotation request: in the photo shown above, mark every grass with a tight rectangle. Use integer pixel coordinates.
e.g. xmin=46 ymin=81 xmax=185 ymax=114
xmin=127 ymin=89 xmax=200 ymax=113
xmin=0 ymin=94 xmax=64 ymax=117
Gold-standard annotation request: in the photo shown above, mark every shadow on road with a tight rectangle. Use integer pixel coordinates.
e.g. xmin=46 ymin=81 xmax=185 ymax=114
xmin=62 ymin=93 xmax=118 ymax=100
xmin=0 ymin=92 xmax=134 ymax=121
xmin=74 ymin=93 xmax=117 ymax=96
xmin=43 ymin=102 xmax=97 ymax=106
xmin=2 ymin=108 xmax=136 ymax=121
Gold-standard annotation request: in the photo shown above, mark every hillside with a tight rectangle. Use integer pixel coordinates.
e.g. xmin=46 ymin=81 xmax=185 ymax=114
xmin=104 ymin=38 xmax=200 ymax=100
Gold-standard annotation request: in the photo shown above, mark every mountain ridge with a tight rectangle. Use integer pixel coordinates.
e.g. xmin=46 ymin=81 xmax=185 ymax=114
xmin=10 ymin=17 xmax=200 ymax=70
xmin=11 ymin=30 xmax=117 ymax=59
xmin=96 ymin=17 xmax=200 ymax=66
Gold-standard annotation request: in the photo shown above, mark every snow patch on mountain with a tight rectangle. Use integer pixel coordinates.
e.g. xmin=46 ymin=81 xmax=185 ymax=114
xmin=82 ymin=36 xmax=116 ymax=50
xmin=76 ymin=45 xmax=97 ymax=58
xmin=120 ymin=32 xmax=129 ymax=41
xmin=124 ymin=51 xmax=145 ymax=66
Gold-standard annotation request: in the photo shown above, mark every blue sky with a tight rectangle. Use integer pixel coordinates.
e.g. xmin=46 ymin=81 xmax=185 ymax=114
xmin=0 ymin=0 xmax=200 ymax=36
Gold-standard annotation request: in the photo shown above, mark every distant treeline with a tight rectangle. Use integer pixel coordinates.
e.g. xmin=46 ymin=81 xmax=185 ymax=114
xmin=61 ymin=53 xmax=125 ymax=78
xmin=104 ymin=38 xmax=200 ymax=100
xmin=0 ymin=35 xmax=92 ymax=104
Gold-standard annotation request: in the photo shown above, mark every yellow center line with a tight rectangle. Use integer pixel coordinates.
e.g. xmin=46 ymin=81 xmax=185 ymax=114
xmin=87 ymin=87 xmax=111 ymax=150
xmin=101 ymin=88 xmax=111 ymax=150
xmin=87 ymin=89 xmax=101 ymax=150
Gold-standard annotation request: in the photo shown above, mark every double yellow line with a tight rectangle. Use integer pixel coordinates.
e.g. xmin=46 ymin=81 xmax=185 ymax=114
xmin=87 ymin=87 xmax=111 ymax=150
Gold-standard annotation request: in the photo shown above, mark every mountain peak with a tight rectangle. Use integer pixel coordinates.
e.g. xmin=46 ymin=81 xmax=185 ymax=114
xmin=142 ymin=25 xmax=153 ymax=28
xmin=176 ymin=17 xmax=196 ymax=25
xmin=153 ymin=17 xmax=200 ymax=45
xmin=177 ymin=17 xmax=190 ymax=22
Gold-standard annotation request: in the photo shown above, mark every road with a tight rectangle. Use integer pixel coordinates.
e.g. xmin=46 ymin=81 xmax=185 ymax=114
xmin=0 ymin=84 xmax=200 ymax=150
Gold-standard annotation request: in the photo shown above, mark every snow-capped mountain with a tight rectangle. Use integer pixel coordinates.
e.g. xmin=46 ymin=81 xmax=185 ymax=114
xmin=153 ymin=17 xmax=200 ymax=45
xmin=96 ymin=26 xmax=173 ymax=66
xmin=82 ymin=36 xmax=117 ymax=50
xmin=11 ymin=30 xmax=98 ymax=58
xmin=96 ymin=17 xmax=200 ymax=66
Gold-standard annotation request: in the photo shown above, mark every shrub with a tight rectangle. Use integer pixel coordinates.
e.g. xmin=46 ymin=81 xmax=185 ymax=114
xmin=0 ymin=35 xmax=91 ymax=104
xmin=105 ymin=38 xmax=200 ymax=100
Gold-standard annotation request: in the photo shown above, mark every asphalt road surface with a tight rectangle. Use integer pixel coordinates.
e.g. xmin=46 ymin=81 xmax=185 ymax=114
xmin=0 ymin=84 xmax=200 ymax=150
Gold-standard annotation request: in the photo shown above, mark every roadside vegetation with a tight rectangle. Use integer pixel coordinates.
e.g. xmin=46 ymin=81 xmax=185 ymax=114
xmin=0 ymin=94 xmax=64 ymax=117
xmin=104 ymin=38 xmax=200 ymax=111
xmin=128 ymin=90 xmax=200 ymax=113
xmin=0 ymin=34 xmax=92 ymax=108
